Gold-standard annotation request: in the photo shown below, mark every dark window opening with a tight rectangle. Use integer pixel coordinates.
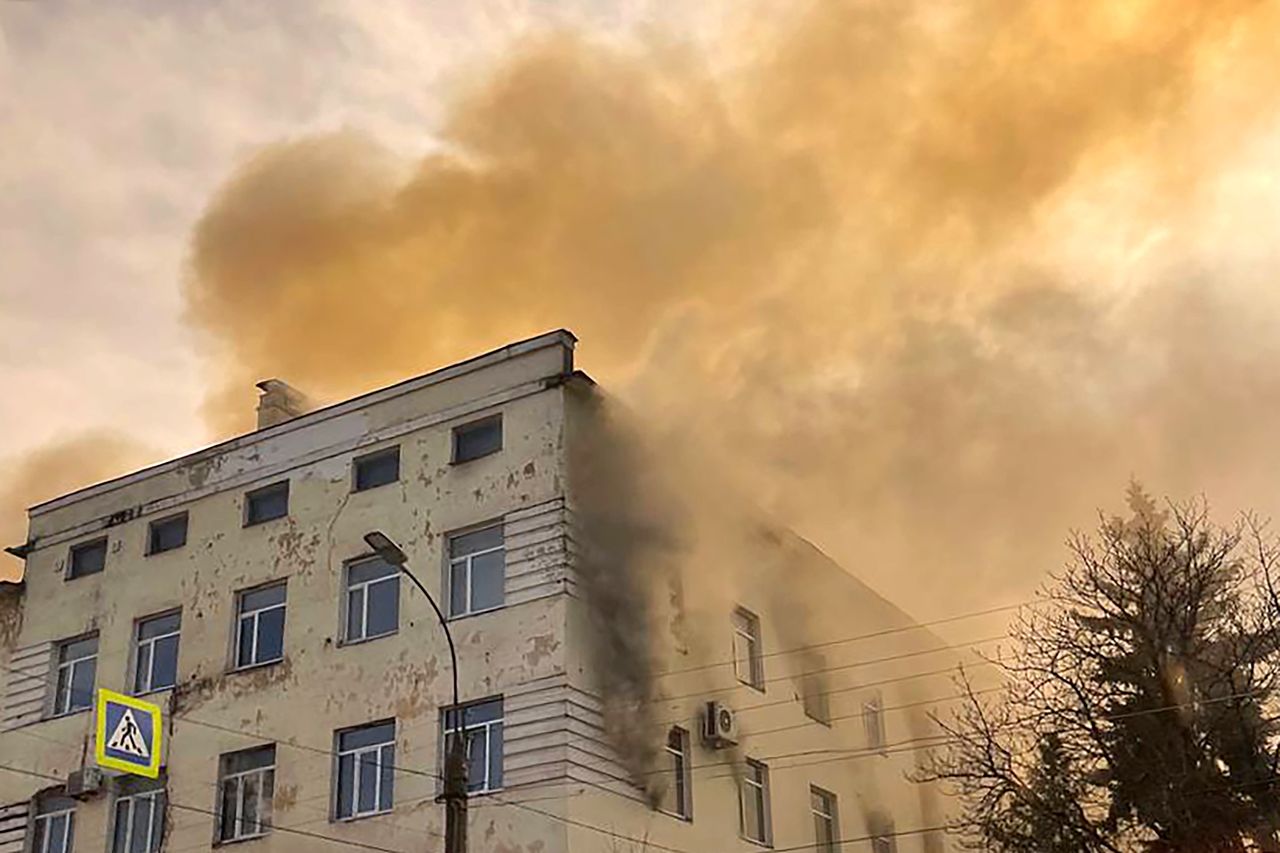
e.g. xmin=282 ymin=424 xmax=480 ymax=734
xmin=245 ymin=481 xmax=289 ymax=526
xmin=452 ymin=416 xmax=502 ymax=463
xmin=353 ymin=447 xmax=400 ymax=492
xmin=68 ymin=538 xmax=107 ymax=579
xmin=147 ymin=513 xmax=188 ymax=555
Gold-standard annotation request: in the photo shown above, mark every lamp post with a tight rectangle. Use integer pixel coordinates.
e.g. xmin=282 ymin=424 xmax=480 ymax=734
xmin=364 ymin=531 xmax=467 ymax=853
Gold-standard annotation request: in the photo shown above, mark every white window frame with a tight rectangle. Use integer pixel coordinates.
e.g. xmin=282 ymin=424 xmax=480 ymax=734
xmin=134 ymin=611 xmax=181 ymax=694
xmin=335 ymin=722 xmax=396 ymax=820
xmin=732 ymin=608 xmax=765 ymax=690
xmin=810 ymin=785 xmax=839 ymax=853
xmin=218 ymin=750 xmax=275 ymax=842
xmin=235 ymin=585 xmax=286 ymax=670
xmin=658 ymin=727 xmax=692 ymax=820
xmin=447 ymin=526 xmax=504 ymax=618
xmin=32 ymin=804 xmax=75 ymax=853
xmin=112 ymin=788 xmax=164 ymax=853
xmin=739 ymin=758 xmax=772 ymax=846
xmin=52 ymin=634 xmax=97 ymax=716
xmin=443 ymin=698 xmax=504 ymax=794
xmin=864 ymin=694 xmax=886 ymax=752
xmin=344 ymin=558 xmax=399 ymax=644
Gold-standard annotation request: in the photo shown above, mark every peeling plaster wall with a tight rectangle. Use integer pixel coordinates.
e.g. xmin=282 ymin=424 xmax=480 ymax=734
xmin=0 ymin=332 xmax=576 ymax=853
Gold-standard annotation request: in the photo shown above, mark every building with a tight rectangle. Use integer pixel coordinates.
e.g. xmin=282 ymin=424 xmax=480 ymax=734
xmin=0 ymin=330 xmax=958 ymax=853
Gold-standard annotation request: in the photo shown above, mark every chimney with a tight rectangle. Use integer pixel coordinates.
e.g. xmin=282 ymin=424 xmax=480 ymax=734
xmin=255 ymin=380 xmax=312 ymax=429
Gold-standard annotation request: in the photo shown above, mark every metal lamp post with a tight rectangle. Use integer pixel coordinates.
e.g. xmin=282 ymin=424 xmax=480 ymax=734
xmin=363 ymin=531 xmax=467 ymax=853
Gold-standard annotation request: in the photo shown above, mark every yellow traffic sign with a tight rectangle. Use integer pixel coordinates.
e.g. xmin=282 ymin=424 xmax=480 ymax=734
xmin=95 ymin=689 xmax=162 ymax=778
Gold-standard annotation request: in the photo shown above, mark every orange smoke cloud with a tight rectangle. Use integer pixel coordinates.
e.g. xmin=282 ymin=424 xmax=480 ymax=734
xmin=1 ymin=433 xmax=157 ymax=581
xmin=184 ymin=0 xmax=1280 ymax=615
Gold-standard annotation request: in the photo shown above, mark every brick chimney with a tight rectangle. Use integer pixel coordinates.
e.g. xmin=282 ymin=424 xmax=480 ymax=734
xmin=255 ymin=379 xmax=311 ymax=429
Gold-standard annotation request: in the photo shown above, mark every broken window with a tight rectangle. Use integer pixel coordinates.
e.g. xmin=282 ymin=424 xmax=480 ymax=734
xmin=732 ymin=607 xmax=765 ymax=690
xmin=802 ymin=674 xmax=831 ymax=726
xmin=447 ymin=525 xmax=504 ymax=617
xmin=442 ymin=697 xmax=504 ymax=793
xmin=111 ymin=778 xmax=164 ymax=853
xmin=244 ymin=481 xmax=289 ymax=526
xmin=146 ymin=512 xmax=187 ymax=555
xmin=67 ymin=537 xmax=106 ymax=579
xmin=134 ymin=611 xmax=180 ymax=694
xmin=658 ymin=727 xmax=692 ymax=820
xmin=344 ymin=557 xmax=399 ymax=643
xmin=864 ymin=693 xmax=886 ymax=752
xmin=738 ymin=758 xmax=771 ymax=845
xmin=217 ymin=745 xmax=275 ymax=842
xmin=32 ymin=792 xmax=76 ymax=853
xmin=452 ymin=415 xmax=502 ymax=463
xmin=810 ymin=786 xmax=838 ymax=853
xmin=51 ymin=634 xmax=97 ymax=716
xmin=353 ymin=447 xmax=400 ymax=492
xmin=334 ymin=720 xmax=395 ymax=820
xmin=235 ymin=583 xmax=286 ymax=669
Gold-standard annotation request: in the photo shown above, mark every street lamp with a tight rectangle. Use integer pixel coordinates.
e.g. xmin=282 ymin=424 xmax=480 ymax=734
xmin=363 ymin=531 xmax=468 ymax=853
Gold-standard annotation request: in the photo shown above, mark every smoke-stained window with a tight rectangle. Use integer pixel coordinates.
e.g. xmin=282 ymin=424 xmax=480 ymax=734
xmin=864 ymin=693 xmax=886 ymax=752
xmin=217 ymin=745 xmax=275 ymax=842
xmin=32 ymin=792 xmax=76 ymax=853
xmin=658 ymin=727 xmax=692 ymax=820
xmin=110 ymin=777 xmax=165 ymax=853
xmin=802 ymin=673 xmax=831 ymax=725
xmin=810 ymin=786 xmax=838 ymax=853
xmin=738 ymin=758 xmax=771 ymax=845
xmin=870 ymin=814 xmax=896 ymax=853
xmin=447 ymin=524 xmax=504 ymax=617
xmin=51 ymin=633 xmax=97 ymax=716
xmin=732 ymin=607 xmax=765 ymax=691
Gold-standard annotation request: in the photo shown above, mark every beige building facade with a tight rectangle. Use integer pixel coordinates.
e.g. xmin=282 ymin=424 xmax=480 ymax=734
xmin=0 ymin=331 xmax=958 ymax=853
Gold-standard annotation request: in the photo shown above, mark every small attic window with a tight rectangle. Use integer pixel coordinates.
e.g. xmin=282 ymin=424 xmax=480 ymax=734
xmin=452 ymin=416 xmax=502 ymax=464
xmin=67 ymin=538 xmax=107 ymax=580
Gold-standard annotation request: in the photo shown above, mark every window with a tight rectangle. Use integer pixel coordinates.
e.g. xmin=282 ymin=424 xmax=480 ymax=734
xmin=111 ymin=780 xmax=165 ymax=853
xmin=235 ymin=583 xmax=286 ymax=669
xmin=353 ymin=447 xmax=400 ymax=491
xmin=658 ymin=727 xmax=691 ymax=820
xmin=452 ymin=416 xmax=502 ymax=463
xmin=803 ymin=675 xmax=831 ymax=726
xmin=31 ymin=793 xmax=76 ymax=853
xmin=52 ymin=634 xmax=98 ymax=716
xmin=810 ymin=786 xmax=839 ymax=853
xmin=217 ymin=745 xmax=275 ymax=842
xmin=344 ymin=557 xmax=399 ymax=643
xmin=870 ymin=815 xmax=896 ymax=853
xmin=147 ymin=513 xmax=188 ymax=555
xmin=134 ymin=611 xmax=181 ymax=693
xmin=442 ymin=698 xmax=503 ymax=793
xmin=244 ymin=481 xmax=289 ymax=526
xmin=67 ymin=537 xmax=107 ymax=579
xmin=864 ymin=694 xmax=886 ymax=752
xmin=335 ymin=721 xmax=395 ymax=819
xmin=739 ymin=758 xmax=771 ymax=845
xmin=447 ymin=525 xmax=504 ymax=617
xmin=732 ymin=608 xmax=765 ymax=690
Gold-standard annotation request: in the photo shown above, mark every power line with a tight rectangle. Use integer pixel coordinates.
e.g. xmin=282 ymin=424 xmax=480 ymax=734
xmin=654 ymin=600 xmax=1034 ymax=679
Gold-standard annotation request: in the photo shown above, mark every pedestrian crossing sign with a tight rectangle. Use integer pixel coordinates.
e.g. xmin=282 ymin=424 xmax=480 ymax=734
xmin=95 ymin=688 xmax=162 ymax=778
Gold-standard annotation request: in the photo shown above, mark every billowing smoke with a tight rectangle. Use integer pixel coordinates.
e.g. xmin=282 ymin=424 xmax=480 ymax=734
xmin=182 ymin=0 xmax=1280 ymax=620
xmin=0 ymin=433 xmax=156 ymax=581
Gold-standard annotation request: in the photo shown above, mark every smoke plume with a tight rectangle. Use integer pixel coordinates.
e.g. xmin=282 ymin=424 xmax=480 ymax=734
xmin=186 ymin=0 xmax=1280 ymax=626
xmin=0 ymin=433 xmax=156 ymax=581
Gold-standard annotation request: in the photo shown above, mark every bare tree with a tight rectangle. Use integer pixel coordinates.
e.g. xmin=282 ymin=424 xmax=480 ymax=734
xmin=923 ymin=485 xmax=1280 ymax=852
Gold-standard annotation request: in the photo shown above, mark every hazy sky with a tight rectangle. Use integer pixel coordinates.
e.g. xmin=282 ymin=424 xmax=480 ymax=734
xmin=0 ymin=1 xmax=722 ymax=465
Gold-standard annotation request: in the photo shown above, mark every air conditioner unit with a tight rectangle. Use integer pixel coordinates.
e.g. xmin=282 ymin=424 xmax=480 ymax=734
xmin=66 ymin=767 xmax=104 ymax=800
xmin=703 ymin=700 xmax=738 ymax=749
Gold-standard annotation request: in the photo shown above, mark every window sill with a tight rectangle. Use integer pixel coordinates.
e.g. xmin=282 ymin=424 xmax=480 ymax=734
xmin=740 ymin=836 xmax=773 ymax=849
xmin=657 ymin=808 xmax=692 ymax=823
xmin=64 ymin=572 xmax=104 ymax=582
xmin=145 ymin=547 xmax=187 ymax=557
xmin=137 ymin=685 xmax=175 ymax=699
xmin=736 ymin=679 xmax=767 ymax=695
xmin=243 ymin=516 xmax=288 ymax=529
xmin=351 ymin=481 xmax=398 ymax=494
xmin=45 ymin=706 xmax=92 ymax=721
xmin=229 ymin=658 xmax=284 ymax=675
xmin=338 ymin=630 xmax=399 ymax=648
xmin=448 ymin=450 xmax=501 ymax=466
xmin=446 ymin=605 xmax=505 ymax=623
xmin=336 ymin=808 xmax=394 ymax=822
xmin=215 ymin=831 xmax=270 ymax=847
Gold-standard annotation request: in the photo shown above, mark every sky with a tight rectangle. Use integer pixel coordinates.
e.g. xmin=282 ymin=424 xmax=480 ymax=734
xmin=5 ymin=1 xmax=1280 ymax=622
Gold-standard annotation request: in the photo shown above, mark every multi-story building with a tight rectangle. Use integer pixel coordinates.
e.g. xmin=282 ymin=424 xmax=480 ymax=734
xmin=0 ymin=330 xmax=958 ymax=853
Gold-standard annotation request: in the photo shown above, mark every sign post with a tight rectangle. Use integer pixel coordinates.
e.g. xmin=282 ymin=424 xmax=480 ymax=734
xmin=95 ymin=688 xmax=162 ymax=778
